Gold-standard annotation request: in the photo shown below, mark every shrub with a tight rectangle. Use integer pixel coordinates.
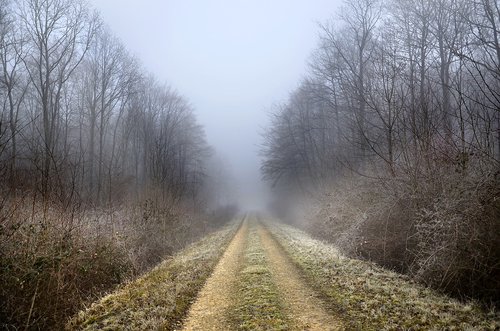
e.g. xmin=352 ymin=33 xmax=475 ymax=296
xmin=300 ymin=164 xmax=500 ymax=307
xmin=0 ymin=194 xmax=226 ymax=330
xmin=0 ymin=197 xmax=132 ymax=330
xmin=410 ymin=170 xmax=500 ymax=305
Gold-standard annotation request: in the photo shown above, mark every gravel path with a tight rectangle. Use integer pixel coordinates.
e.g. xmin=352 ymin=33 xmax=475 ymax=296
xmin=181 ymin=218 xmax=249 ymax=330
xmin=181 ymin=216 xmax=341 ymax=330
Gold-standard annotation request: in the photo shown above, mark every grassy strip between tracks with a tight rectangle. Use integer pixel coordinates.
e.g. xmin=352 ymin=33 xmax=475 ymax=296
xmin=66 ymin=220 xmax=241 ymax=330
xmin=266 ymin=220 xmax=500 ymax=331
xmin=227 ymin=222 xmax=290 ymax=330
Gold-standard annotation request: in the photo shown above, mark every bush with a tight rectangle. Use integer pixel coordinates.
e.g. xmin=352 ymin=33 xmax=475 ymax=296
xmin=300 ymin=164 xmax=500 ymax=307
xmin=410 ymin=170 xmax=500 ymax=305
xmin=0 ymin=198 xmax=132 ymax=330
xmin=0 ymin=194 xmax=225 ymax=330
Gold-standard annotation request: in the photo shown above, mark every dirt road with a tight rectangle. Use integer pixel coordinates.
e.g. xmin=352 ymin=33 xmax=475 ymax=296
xmin=180 ymin=215 xmax=342 ymax=330
xmin=181 ymin=217 xmax=249 ymax=330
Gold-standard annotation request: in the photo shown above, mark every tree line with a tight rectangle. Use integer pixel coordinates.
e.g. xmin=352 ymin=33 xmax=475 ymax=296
xmin=261 ymin=0 xmax=500 ymax=306
xmin=0 ymin=1 xmax=239 ymax=328
xmin=0 ymin=0 xmax=211 ymax=207
xmin=262 ymin=0 xmax=499 ymax=188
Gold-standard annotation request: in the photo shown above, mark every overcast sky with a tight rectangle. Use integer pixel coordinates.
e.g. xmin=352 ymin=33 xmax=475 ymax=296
xmin=88 ymin=0 xmax=343 ymax=209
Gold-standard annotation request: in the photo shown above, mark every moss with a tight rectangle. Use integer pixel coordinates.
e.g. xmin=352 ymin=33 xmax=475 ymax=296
xmin=66 ymin=221 xmax=240 ymax=330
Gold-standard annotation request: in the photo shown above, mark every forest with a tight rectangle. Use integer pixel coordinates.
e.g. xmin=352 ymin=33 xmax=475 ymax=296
xmin=1 ymin=0 xmax=499 ymax=329
xmin=0 ymin=0 xmax=236 ymax=328
xmin=261 ymin=0 xmax=499 ymax=308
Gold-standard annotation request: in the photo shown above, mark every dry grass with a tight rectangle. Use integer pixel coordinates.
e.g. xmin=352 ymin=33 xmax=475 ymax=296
xmin=266 ymin=220 xmax=500 ymax=330
xmin=0 ymin=192 xmax=238 ymax=330
xmin=0 ymin=197 xmax=134 ymax=330
xmin=67 ymin=220 xmax=240 ymax=330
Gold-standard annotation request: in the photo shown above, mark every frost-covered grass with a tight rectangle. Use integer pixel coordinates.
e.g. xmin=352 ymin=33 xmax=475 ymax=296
xmin=66 ymin=220 xmax=241 ymax=330
xmin=228 ymin=223 xmax=290 ymax=330
xmin=266 ymin=220 xmax=500 ymax=330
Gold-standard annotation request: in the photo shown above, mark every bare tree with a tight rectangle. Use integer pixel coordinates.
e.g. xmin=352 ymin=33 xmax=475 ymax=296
xmin=19 ymin=0 xmax=99 ymax=197
xmin=457 ymin=0 xmax=500 ymax=160
xmin=340 ymin=0 xmax=382 ymax=157
xmin=0 ymin=0 xmax=29 ymax=187
xmin=79 ymin=27 xmax=138 ymax=202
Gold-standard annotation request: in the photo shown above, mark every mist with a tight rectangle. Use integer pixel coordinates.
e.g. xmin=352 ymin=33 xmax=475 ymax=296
xmin=89 ymin=0 xmax=342 ymax=209
xmin=1 ymin=0 xmax=499 ymax=329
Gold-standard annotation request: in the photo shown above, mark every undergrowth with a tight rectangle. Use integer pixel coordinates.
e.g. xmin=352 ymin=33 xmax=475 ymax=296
xmin=0 ymin=192 xmax=238 ymax=330
xmin=299 ymin=168 xmax=500 ymax=307
xmin=67 ymin=220 xmax=240 ymax=330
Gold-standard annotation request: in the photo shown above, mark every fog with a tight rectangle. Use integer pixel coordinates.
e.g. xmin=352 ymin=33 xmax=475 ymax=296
xmin=2 ymin=2 xmax=498 ymax=327
xmin=88 ymin=0 xmax=342 ymax=209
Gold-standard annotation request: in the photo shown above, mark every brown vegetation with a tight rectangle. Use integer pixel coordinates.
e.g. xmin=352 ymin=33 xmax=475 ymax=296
xmin=261 ymin=0 xmax=500 ymax=307
xmin=0 ymin=193 xmax=236 ymax=330
xmin=299 ymin=168 xmax=500 ymax=307
xmin=0 ymin=0 xmax=236 ymax=329
xmin=67 ymin=220 xmax=240 ymax=331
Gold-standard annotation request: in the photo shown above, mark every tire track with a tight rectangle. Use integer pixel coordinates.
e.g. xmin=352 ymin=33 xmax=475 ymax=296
xmin=180 ymin=216 xmax=342 ymax=330
xmin=180 ymin=217 xmax=248 ymax=330
xmin=258 ymin=222 xmax=343 ymax=331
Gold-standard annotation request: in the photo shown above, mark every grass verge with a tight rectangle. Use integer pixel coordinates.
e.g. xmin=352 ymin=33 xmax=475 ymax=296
xmin=228 ymin=222 xmax=290 ymax=330
xmin=66 ymin=220 xmax=241 ymax=330
xmin=266 ymin=220 xmax=500 ymax=330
